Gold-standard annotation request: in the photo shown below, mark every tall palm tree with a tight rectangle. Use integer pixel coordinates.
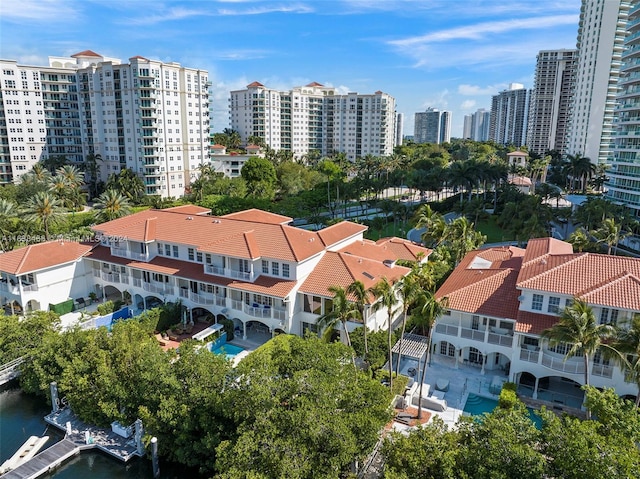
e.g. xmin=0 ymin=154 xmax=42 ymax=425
xmin=84 ymin=153 xmax=103 ymax=200
xmin=56 ymin=164 xmax=85 ymax=190
xmin=394 ymin=272 xmax=420 ymax=378
xmin=565 ymin=153 xmax=595 ymax=193
xmin=415 ymin=204 xmax=446 ymax=248
xmin=0 ymin=198 xmax=18 ymax=251
xmin=24 ymin=191 xmax=63 ymax=240
xmin=316 ymin=286 xmax=359 ymax=369
xmin=94 ymin=189 xmax=132 ymax=223
xmin=592 ymin=218 xmax=630 ymax=256
xmin=541 ymin=299 xmax=616 ymax=419
xmin=369 ymin=277 xmax=398 ymax=391
xmin=413 ymin=292 xmax=448 ymax=419
xmin=609 ymin=314 xmax=640 ymax=407
xmin=346 ymin=280 xmax=370 ymax=356
xmin=568 ymin=228 xmax=591 ymax=253
xmin=446 ymin=216 xmax=486 ymax=265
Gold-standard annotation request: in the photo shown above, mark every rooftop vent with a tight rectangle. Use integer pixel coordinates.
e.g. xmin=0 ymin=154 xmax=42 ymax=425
xmin=213 ymin=219 xmax=221 ymax=224
xmin=363 ymin=271 xmax=374 ymax=280
xmin=186 ymin=216 xmax=193 ymax=220
xmin=383 ymin=259 xmax=395 ymax=268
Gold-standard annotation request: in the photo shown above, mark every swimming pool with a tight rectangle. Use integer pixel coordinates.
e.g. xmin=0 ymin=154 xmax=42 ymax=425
xmin=463 ymin=393 xmax=543 ymax=428
xmin=209 ymin=342 xmax=245 ymax=360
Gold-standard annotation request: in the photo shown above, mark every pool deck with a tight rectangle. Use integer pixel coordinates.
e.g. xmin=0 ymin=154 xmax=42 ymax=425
xmin=397 ymin=354 xmax=507 ymax=429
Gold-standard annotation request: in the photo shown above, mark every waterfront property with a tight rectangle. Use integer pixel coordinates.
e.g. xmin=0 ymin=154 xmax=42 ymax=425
xmin=0 ymin=206 xmax=431 ymax=344
xmin=432 ymin=237 xmax=640 ymax=409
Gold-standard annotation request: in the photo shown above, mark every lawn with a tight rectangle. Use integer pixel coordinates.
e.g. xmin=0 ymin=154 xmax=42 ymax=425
xmin=364 ymin=220 xmax=410 ymax=241
xmin=475 ymin=215 xmax=515 ymax=243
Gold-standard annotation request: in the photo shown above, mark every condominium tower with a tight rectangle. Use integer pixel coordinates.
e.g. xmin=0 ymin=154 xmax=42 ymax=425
xmin=490 ymin=84 xmax=530 ymax=146
xmin=0 ymin=50 xmax=210 ymax=197
xmin=607 ymin=0 xmax=640 ymax=219
xmin=566 ymin=0 xmax=630 ymax=163
xmin=527 ymin=49 xmax=577 ymax=156
xmin=463 ymin=108 xmax=491 ymax=142
xmin=229 ymin=82 xmax=397 ymax=161
xmin=413 ymin=108 xmax=451 ymax=144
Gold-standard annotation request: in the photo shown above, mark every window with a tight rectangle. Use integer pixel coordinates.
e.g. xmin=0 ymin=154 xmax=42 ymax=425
xmin=239 ymin=259 xmax=249 ymax=273
xmin=282 ymin=263 xmax=290 ymax=278
xmin=548 ymin=296 xmax=560 ymax=313
xmin=532 ymin=294 xmax=543 ymax=311
xmin=440 ymin=342 xmax=455 ymax=357
xmin=303 ymin=295 xmax=322 ymax=314
xmin=196 ymin=252 xmax=203 ymax=262
xmin=272 ymin=262 xmax=279 ymax=276
xmin=188 ymin=248 xmax=194 ymax=261
xmin=164 ymin=244 xmax=171 ymax=256
xmin=549 ymin=342 xmax=577 ymax=356
xmin=172 ymin=245 xmax=178 ymax=258
xmin=472 ymin=315 xmax=480 ymax=330
xmin=262 ymin=260 xmax=269 ymax=274
xmin=205 ymin=254 xmax=211 ymax=264
xmin=600 ymin=308 xmax=618 ymax=325
xmin=157 ymin=243 xmax=162 ymax=254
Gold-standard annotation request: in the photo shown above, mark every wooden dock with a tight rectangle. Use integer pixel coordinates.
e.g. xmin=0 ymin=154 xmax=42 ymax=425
xmin=0 ymin=407 xmax=143 ymax=479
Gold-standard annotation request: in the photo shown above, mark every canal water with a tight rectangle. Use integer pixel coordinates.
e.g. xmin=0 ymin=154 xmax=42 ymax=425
xmin=0 ymin=382 xmax=195 ymax=478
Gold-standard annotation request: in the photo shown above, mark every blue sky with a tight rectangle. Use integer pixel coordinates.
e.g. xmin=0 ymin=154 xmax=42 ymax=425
xmin=1 ymin=0 xmax=581 ymax=138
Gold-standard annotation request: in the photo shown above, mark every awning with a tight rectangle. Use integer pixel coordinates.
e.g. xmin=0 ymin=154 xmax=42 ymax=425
xmin=391 ymin=333 xmax=429 ymax=359
xmin=193 ymin=323 xmax=224 ymax=341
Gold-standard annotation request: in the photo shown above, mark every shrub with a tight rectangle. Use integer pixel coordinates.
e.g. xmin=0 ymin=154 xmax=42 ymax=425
xmin=97 ymin=300 xmax=114 ymax=316
xmin=498 ymin=387 xmax=518 ymax=410
xmin=219 ymin=318 xmax=235 ymax=341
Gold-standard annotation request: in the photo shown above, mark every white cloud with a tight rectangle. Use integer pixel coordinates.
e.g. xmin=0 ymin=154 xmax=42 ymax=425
xmin=1 ymin=0 xmax=82 ymax=22
xmin=460 ymin=100 xmax=476 ymax=110
xmin=389 ymin=15 xmax=578 ymax=47
xmin=122 ymin=7 xmax=212 ymax=25
xmin=218 ymin=3 xmax=314 ymax=16
xmin=419 ymin=89 xmax=449 ymax=110
xmin=212 ymin=49 xmax=271 ymax=60
xmin=458 ymin=84 xmax=506 ymax=96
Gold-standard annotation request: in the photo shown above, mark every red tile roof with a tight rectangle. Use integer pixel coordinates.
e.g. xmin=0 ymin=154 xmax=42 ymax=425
xmin=71 ymin=50 xmax=101 ymax=58
xmin=339 ymin=238 xmax=430 ymax=263
xmin=222 ymin=209 xmax=292 ymax=225
xmin=306 ymin=82 xmax=324 ymax=87
xmin=247 ymin=81 xmax=265 ymax=88
xmin=507 ymin=150 xmax=528 ymax=157
xmin=162 ymin=205 xmax=211 ymax=216
xmin=436 ymin=238 xmax=640 ymax=335
xmin=299 ymin=251 xmax=408 ymax=299
xmin=317 ymin=221 xmax=368 ymax=248
xmin=0 ymin=241 xmax=94 ymax=275
xmin=129 ymin=55 xmax=149 ymax=61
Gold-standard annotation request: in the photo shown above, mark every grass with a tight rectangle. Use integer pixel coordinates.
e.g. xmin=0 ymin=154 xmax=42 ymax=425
xmin=364 ymin=220 xmax=410 ymax=241
xmin=475 ymin=215 xmax=515 ymax=243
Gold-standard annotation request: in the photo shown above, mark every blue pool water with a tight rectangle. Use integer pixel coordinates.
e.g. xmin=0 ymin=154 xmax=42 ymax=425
xmin=463 ymin=393 xmax=543 ymax=429
xmin=209 ymin=342 xmax=245 ymax=359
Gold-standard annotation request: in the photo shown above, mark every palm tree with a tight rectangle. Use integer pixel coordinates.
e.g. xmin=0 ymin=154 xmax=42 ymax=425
xmin=394 ymin=272 xmax=420 ymax=378
xmin=415 ymin=204 xmax=446 ymax=248
xmin=592 ymin=218 xmax=630 ymax=255
xmin=0 ymin=198 xmax=18 ymax=251
xmin=24 ymin=191 xmax=63 ymax=240
xmin=369 ymin=277 xmax=398 ymax=390
xmin=565 ymin=153 xmax=596 ymax=193
xmin=84 ymin=153 xmax=103 ymax=200
xmin=316 ymin=286 xmax=359 ymax=368
xmin=446 ymin=216 xmax=486 ymax=265
xmin=414 ymin=292 xmax=448 ymax=419
xmin=346 ymin=280 xmax=370 ymax=357
xmin=568 ymin=228 xmax=592 ymax=253
xmin=541 ymin=299 xmax=616 ymax=419
xmin=56 ymin=164 xmax=84 ymax=190
xmin=609 ymin=314 xmax=640 ymax=407
xmin=94 ymin=189 xmax=132 ymax=223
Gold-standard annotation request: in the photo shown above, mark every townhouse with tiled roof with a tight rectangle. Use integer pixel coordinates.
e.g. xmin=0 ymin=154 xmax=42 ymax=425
xmin=0 ymin=207 xmax=431 ymax=340
xmin=433 ymin=237 xmax=640 ymax=406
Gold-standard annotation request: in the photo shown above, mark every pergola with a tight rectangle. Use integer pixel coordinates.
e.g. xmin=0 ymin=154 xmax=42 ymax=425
xmin=391 ymin=333 xmax=430 ymax=361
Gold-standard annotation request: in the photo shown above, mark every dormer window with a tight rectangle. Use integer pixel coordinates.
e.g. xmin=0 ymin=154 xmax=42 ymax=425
xmin=600 ymin=308 xmax=618 ymax=326
xmin=532 ymin=294 xmax=543 ymax=311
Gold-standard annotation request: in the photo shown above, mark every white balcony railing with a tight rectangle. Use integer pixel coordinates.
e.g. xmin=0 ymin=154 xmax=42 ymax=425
xmin=111 ymin=247 xmax=150 ymax=262
xmin=133 ymin=278 xmax=142 ymax=288
xmin=244 ymin=304 xmax=271 ymax=318
xmin=460 ymin=327 xmax=485 ymax=342
xmin=519 ymin=349 xmax=540 ymax=363
xmin=93 ymin=270 xmax=101 ymax=278
xmin=487 ymin=332 xmax=513 ymax=347
xmin=22 ymin=284 xmax=39 ymax=292
xmin=229 ymin=270 xmax=251 ymax=281
xmin=231 ymin=299 xmax=243 ymax=311
xmin=592 ymin=363 xmax=614 ymax=378
xmin=142 ymin=282 xmax=172 ymax=295
xmin=178 ymin=288 xmax=189 ymax=299
xmin=205 ymin=264 xmax=225 ymax=276
xmin=541 ymin=352 xmax=585 ymax=375
xmin=189 ymin=291 xmax=215 ymax=305
xmin=273 ymin=309 xmax=286 ymax=321
xmin=435 ymin=323 xmax=459 ymax=336
xmin=215 ymin=296 xmax=226 ymax=307
xmin=0 ymin=282 xmax=19 ymax=295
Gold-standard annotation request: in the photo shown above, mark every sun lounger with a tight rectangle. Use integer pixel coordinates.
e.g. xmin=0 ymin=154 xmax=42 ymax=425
xmin=411 ymin=391 xmax=447 ymax=411
xmin=435 ymin=378 xmax=449 ymax=392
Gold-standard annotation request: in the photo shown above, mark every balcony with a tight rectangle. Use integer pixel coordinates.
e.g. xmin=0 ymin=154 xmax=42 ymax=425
xmin=541 ymin=351 xmax=585 ymax=375
xmin=204 ymin=264 xmax=253 ymax=281
xmin=205 ymin=264 xmax=225 ymax=276
xmin=111 ymin=247 xmax=150 ymax=262
xmin=189 ymin=291 xmax=215 ymax=305
xmin=592 ymin=363 xmax=614 ymax=378
xmin=460 ymin=327 xmax=485 ymax=342
xmin=142 ymin=282 xmax=173 ymax=296
xmin=487 ymin=332 xmax=513 ymax=347
xmin=0 ymin=282 xmax=19 ymax=295
xmin=244 ymin=304 xmax=271 ymax=318
xmin=435 ymin=323 xmax=459 ymax=336
xmin=519 ymin=348 xmax=540 ymax=363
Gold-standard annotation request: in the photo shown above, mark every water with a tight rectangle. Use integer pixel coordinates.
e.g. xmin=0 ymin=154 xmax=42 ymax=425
xmin=0 ymin=382 xmax=198 ymax=478
xmin=463 ymin=393 xmax=544 ymax=429
xmin=209 ymin=342 xmax=245 ymax=359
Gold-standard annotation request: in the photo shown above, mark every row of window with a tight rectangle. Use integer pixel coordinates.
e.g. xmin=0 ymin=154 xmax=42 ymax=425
xmin=531 ymin=294 xmax=619 ymax=325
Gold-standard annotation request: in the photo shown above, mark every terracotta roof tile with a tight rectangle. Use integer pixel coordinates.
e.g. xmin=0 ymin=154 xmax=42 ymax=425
xmin=143 ymin=217 xmax=157 ymax=242
xmin=129 ymin=55 xmax=149 ymax=61
xmin=521 ymin=237 xmax=573 ymax=266
xmin=508 ymin=150 xmax=529 ymax=156
xmin=317 ymin=221 xmax=367 ymax=248
xmin=340 ymin=238 xmax=430 ymax=263
xmin=299 ymin=252 xmax=408 ymax=298
xmin=163 ymin=205 xmax=211 ymax=215
xmin=375 ymin=238 xmax=432 ymax=261
xmin=576 ymin=272 xmax=640 ymax=311
xmin=71 ymin=50 xmax=101 ymax=58
xmin=247 ymin=81 xmax=265 ymax=88
xmin=222 ymin=209 xmax=292 ymax=224
xmin=306 ymin=82 xmax=324 ymax=87
xmin=515 ymin=311 xmax=557 ymax=334
xmin=0 ymin=241 xmax=94 ymax=275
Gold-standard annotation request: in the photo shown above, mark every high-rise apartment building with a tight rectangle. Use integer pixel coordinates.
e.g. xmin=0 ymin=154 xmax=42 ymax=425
xmin=567 ymin=0 xmax=629 ymax=163
xmin=0 ymin=50 xmax=210 ymax=197
xmin=527 ymin=49 xmax=577 ymax=156
xmin=229 ymin=82 xmax=396 ymax=161
xmin=490 ymin=84 xmax=530 ymax=146
xmin=395 ymin=113 xmax=404 ymax=146
xmin=607 ymin=0 xmax=640 ymax=219
xmin=464 ymin=108 xmax=491 ymax=142
xmin=413 ymin=108 xmax=451 ymax=144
